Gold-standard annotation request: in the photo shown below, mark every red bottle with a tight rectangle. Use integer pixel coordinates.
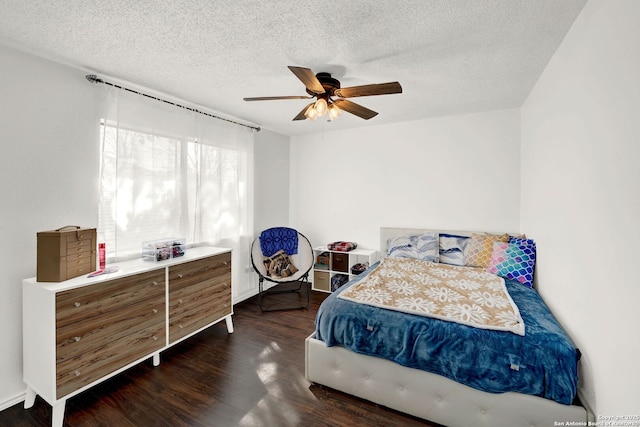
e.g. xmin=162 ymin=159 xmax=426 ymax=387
xmin=99 ymin=243 xmax=106 ymax=270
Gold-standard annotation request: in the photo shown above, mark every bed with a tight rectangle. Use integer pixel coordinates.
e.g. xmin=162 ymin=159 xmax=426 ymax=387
xmin=305 ymin=227 xmax=591 ymax=427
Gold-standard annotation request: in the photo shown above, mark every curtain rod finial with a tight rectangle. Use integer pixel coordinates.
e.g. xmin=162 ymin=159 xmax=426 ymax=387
xmin=85 ymin=74 xmax=101 ymax=84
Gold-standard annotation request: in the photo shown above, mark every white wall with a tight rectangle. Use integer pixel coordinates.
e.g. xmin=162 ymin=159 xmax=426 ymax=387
xmin=521 ymin=0 xmax=640 ymax=415
xmin=248 ymin=129 xmax=291 ymax=295
xmin=290 ymin=109 xmax=521 ymax=250
xmin=0 ymin=45 xmax=100 ymax=408
xmin=254 ymin=129 xmax=290 ymax=232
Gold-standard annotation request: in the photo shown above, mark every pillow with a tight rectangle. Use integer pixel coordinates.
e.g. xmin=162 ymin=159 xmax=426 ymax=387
xmin=263 ymin=249 xmax=298 ymax=279
xmin=416 ymin=232 xmax=439 ymax=262
xmin=439 ymin=233 xmax=469 ymax=266
xmin=509 ymin=236 xmax=535 ymax=246
xmin=387 ymin=234 xmax=414 ymax=256
xmin=464 ymin=233 xmax=509 ymax=268
xmin=487 ymin=240 xmax=537 ymax=288
xmin=388 ymin=234 xmax=421 ymax=259
xmin=387 ymin=233 xmax=439 ymax=262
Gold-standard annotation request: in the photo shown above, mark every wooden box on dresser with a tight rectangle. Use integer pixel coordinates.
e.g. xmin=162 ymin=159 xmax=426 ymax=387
xmin=22 ymin=246 xmax=233 ymax=427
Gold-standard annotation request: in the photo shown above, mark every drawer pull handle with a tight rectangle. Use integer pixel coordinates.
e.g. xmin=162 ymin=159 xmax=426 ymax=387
xmin=74 ymin=370 xmax=81 ymax=377
xmin=178 ymin=299 xmax=183 ymax=304
xmin=177 ymin=274 xmax=183 ymax=279
xmin=152 ymin=308 xmax=158 ymax=314
xmin=152 ymin=336 xmax=158 ymax=341
xmin=74 ymin=336 xmax=81 ymax=342
xmin=74 ymin=302 xmax=81 ymax=308
xmin=178 ymin=324 xmax=184 ymax=329
xmin=152 ymin=281 xmax=158 ymax=286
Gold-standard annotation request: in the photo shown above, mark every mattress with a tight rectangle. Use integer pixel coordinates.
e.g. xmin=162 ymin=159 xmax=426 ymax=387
xmin=315 ymin=262 xmax=580 ymax=405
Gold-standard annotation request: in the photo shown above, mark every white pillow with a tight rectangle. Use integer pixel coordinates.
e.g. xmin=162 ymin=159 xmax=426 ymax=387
xmin=439 ymin=233 xmax=469 ymax=266
xmin=387 ymin=233 xmax=438 ymax=262
xmin=416 ymin=232 xmax=439 ymax=262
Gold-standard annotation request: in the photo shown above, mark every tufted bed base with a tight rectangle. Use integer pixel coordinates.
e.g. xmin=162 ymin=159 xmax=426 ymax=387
xmin=305 ymin=333 xmax=590 ymax=427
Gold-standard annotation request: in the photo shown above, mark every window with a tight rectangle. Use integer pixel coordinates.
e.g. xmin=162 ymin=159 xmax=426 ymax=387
xmin=97 ymin=86 xmax=254 ymax=300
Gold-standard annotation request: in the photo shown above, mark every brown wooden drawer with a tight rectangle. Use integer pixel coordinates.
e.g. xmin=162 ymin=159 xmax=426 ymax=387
xmin=56 ymin=294 xmax=165 ymax=364
xmin=63 ymin=260 xmax=95 ymax=280
xmin=331 ymin=252 xmax=349 ymax=272
xmin=66 ymin=237 xmax=94 ymax=252
xmin=169 ymin=271 xmax=230 ymax=303
xmin=169 ymin=279 xmax=231 ymax=343
xmin=314 ymin=271 xmax=330 ymax=292
xmin=170 ymin=278 xmax=230 ymax=317
xmin=169 ymin=303 xmax=231 ymax=343
xmin=168 ymin=253 xmax=231 ymax=291
xmin=56 ymin=321 xmax=165 ymax=399
xmin=63 ymin=249 xmax=93 ymax=263
xmin=56 ymin=269 xmax=165 ymax=327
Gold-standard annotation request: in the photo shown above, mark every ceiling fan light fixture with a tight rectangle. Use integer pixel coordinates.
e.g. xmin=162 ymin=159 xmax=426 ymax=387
xmin=304 ymin=104 xmax=319 ymax=121
xmin=327 ymin=103 xmax=341 ymax=121
xmin=314 ymin=97 xmax=328 ymax=116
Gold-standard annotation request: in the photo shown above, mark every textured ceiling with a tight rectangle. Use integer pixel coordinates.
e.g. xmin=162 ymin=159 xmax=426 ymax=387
xmin=0 ymin=0 xmax=587 ymax=136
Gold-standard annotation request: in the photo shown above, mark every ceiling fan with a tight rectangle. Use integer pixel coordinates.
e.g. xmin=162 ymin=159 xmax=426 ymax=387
xmin=243 ymin=66 xmax=402 ymax=121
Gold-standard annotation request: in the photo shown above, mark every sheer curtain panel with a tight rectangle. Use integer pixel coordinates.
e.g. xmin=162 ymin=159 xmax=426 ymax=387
xmin=98 ymin=86 xmax=254 ymax=302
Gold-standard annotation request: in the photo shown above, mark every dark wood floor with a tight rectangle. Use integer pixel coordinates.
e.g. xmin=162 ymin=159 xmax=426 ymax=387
xmin=2 ymin=290 xmax=436 ymax=426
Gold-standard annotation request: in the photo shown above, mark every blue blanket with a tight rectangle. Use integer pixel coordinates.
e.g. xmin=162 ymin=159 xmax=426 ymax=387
xmin=259 ymin=227 xmax=299 ymax=257
xmin=315 ymin=263 xmax=580 ymax=405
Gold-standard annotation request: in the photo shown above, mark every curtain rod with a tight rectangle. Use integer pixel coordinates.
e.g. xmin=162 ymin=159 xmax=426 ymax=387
xmin=85 ymin=74 xmax=260 ymax=132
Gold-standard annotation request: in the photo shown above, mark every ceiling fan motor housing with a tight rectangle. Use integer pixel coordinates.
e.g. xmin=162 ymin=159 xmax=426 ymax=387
xmin=306 ymin=72 xmax=340 ymax=96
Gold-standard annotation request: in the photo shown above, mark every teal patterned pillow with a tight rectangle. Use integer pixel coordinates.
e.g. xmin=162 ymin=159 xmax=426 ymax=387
xmin=487 ymin=240 xmax=536 ymax=288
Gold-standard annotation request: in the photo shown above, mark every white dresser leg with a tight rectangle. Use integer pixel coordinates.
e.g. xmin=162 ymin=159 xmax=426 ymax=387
xmin=52 ymin=400 xmax=66 ymax=427
xmin=225 ymin=315 xmax=234 ymax=333
xmin=24 ymin=387 xmax=36 ymax=409
xmin=152 ymin=352 xmax=161 ymax=366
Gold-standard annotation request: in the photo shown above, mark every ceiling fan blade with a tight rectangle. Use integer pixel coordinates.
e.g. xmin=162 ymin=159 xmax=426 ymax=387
xmin=293 ymin=102 xmax=315 ymax=121
xmin=288 ymin=66 xmax=325 ymax=94
xmin=334 ymin=82 xmax=402 ymax=98
xmin=332 ymin=99 xmax=378 ymax=120
xmin=244 ymin=95 xmax=312 ymax=101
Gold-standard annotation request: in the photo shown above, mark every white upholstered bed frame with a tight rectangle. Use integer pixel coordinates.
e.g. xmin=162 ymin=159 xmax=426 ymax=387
xmin=305 ymin=227 xmax=592 ymax=427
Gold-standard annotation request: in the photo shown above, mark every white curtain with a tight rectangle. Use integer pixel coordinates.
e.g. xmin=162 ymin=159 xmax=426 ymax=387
xmin=98 ymin=86 xmax=254 ymax=301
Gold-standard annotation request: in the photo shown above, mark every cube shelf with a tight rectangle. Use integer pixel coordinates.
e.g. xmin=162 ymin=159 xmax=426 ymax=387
xmin=311 ymin=246 xmax=379 ymax=293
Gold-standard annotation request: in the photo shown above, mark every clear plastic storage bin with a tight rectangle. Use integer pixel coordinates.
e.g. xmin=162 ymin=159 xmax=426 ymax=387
xmin=142 ymin=238 xmax=186 ymax=262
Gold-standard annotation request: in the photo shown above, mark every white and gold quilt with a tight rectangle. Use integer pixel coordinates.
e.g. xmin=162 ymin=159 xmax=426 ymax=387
xmin=338 ymin=257 xmax=525 ymax=335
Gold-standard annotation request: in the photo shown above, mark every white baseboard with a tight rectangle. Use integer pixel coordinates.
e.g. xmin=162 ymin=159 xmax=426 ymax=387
xmin=0 ymin=389 xmax=26 ymax=412
xmin=233 ymin=288 xmax=258 ymax=305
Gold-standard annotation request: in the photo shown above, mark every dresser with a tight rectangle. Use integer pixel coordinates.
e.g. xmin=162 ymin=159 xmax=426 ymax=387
xmin=23 ymin=246 xmax=232 ymax=427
